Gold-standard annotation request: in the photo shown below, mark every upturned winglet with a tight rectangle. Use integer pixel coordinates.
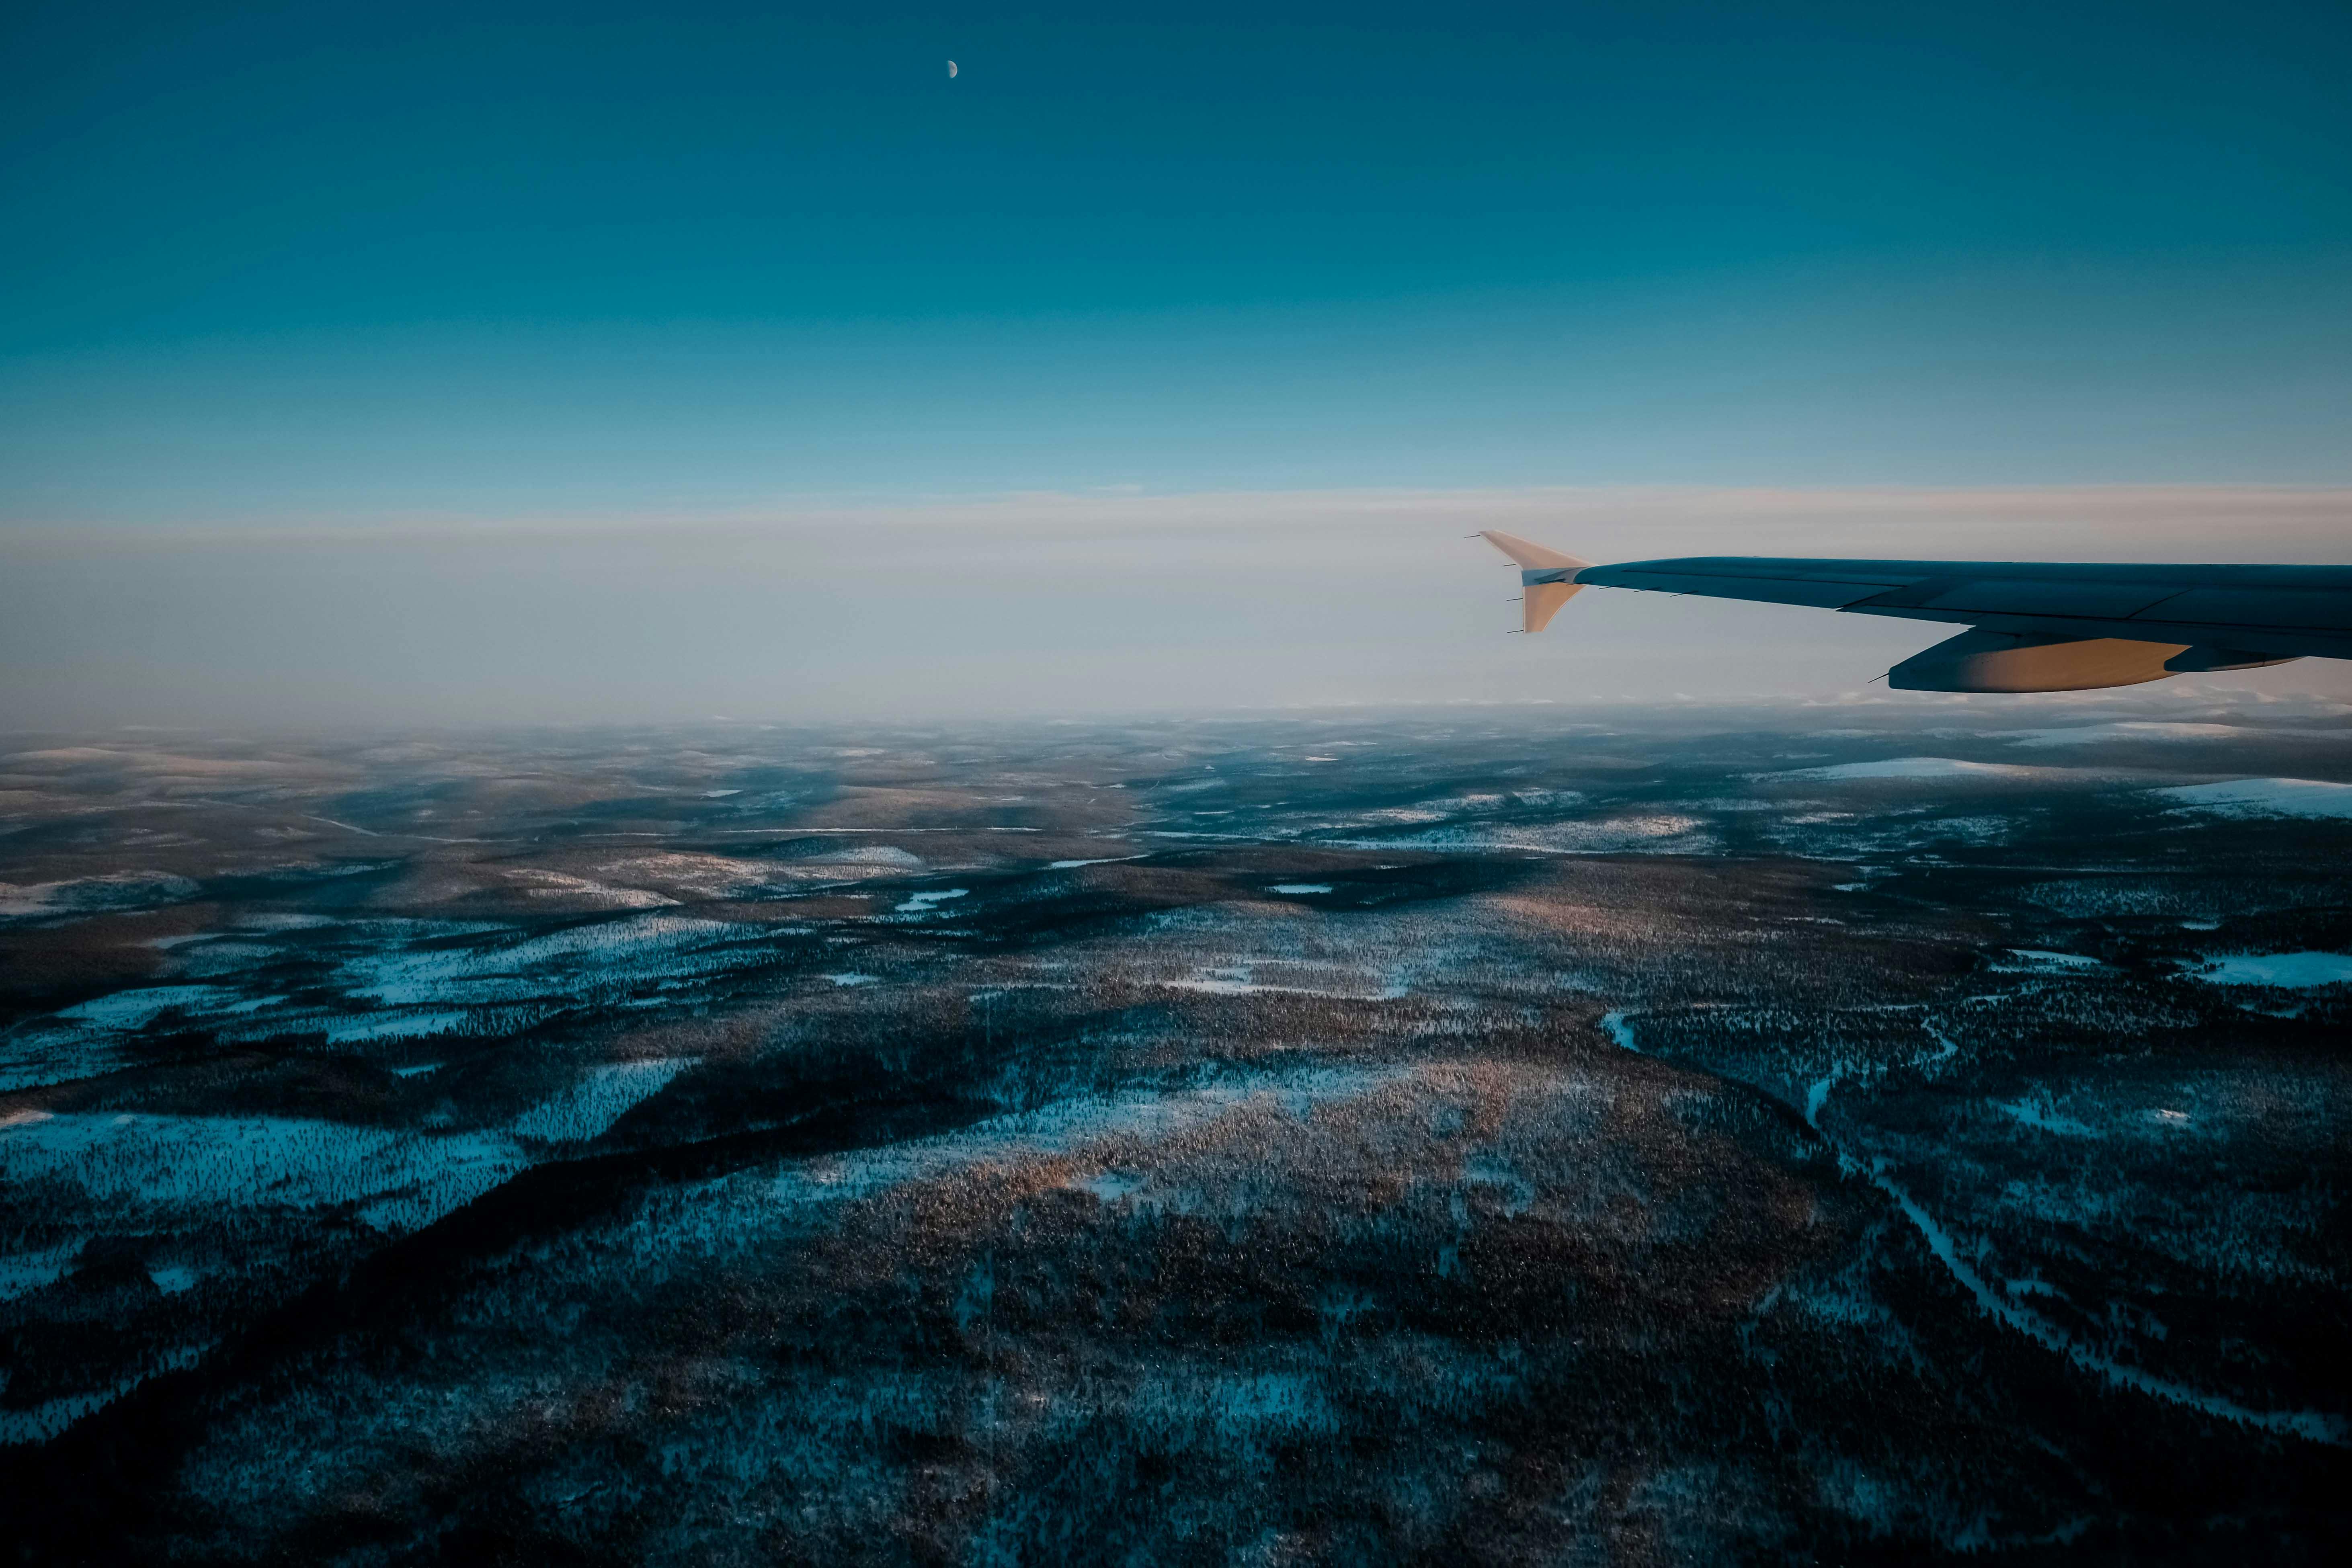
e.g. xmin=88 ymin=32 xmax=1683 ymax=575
xmin=1479 ymin=531 xmax=1595 ymax=633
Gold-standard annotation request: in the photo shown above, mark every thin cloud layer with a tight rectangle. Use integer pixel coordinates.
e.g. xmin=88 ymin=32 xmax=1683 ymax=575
xmin=5 ymin=486 xmax=2349 ymax=728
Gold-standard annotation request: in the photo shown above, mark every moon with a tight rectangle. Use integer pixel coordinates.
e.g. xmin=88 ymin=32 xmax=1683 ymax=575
xmin=947 ymin=60 xmax=957 ymax=78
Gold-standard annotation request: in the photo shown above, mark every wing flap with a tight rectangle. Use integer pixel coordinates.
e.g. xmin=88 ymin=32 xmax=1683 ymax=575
xmin=2132 ymin=587 xmax=2352 ymax=631
xmin=1911 ymin=581 xmax=2189 ymax=619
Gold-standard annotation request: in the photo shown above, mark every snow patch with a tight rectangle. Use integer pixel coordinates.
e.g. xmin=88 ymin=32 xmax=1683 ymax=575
xmin=502 ymin=870 xmax=679 ymax=909
xmin=510 ymin=1059 xmax=689 ymax=1144
xmin=2184 ymin=952 xmax=2352 ymax=989
xmin=148 ymin=1263 xmax=200 ymax=1295
xmin=0 ymin=871 xmax=201 ymax=923
xmin=1994 ymin=1095 xmax=2100 ymax=1138
xmin=322 ymin=1009 xmax=473 ymax=1043
xmin=1323 ymin=816 xmax=1710 ymax=855
xmin=0 ymin=1112 xmax=525 ymax=1232
xmin=53 ymin=986 xmax=241 ymax=1031
xmin=758 ymin=1064 xmax=1413 ymax=1215
xmin=807 ymin=845 xmax=925 ymax=868
xmin=1782 ymin=757 xmax=2040 ymax=781
xmin=1161 ymin=961 xmax=1405 ymax=1000
xmin=2154 ymin=777 xmax=2352 ymax=820
xmin=0 ymin=1243 xmax=78 ymax=1302
xmin=1991 ymin=949 xmax=2109 ymax=973
xmin=1077 ymin=1170 xmax=1146 ymax=1203
xmin=338 ymin=914 xmax=748 ymax=1006
xmin=2002 ymin=722 xmax=2243 ymax=748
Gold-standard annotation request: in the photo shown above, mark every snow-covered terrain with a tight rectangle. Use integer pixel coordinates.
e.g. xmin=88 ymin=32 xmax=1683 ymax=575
xmin=5 ymin=710 xmax=2348 ymax=1561
xmin=2185 ymin=952 xmax=2352 ymax=988
xmin=2154 ymin=777 xmax=2352 ymax=819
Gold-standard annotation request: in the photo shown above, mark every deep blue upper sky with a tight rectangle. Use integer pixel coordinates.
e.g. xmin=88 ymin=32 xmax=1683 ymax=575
xmin=5 ymin=0 xmax=2350 ymax=521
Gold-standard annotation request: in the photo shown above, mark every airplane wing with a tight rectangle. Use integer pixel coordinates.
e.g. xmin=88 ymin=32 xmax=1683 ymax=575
xmin=1478 ymin=531 xmax=2352 ymax=692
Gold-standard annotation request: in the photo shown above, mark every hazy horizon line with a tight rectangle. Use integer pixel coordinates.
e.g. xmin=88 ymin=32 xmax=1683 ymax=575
xmin=8 ymin=480 xmax=2352 ymax=554
xmin=9 ymin=684 xmax=2349 ymax=744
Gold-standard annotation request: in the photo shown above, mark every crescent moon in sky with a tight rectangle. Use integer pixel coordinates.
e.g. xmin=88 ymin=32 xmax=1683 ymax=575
xmin=947 ymin=60 xmax=958 ymax=78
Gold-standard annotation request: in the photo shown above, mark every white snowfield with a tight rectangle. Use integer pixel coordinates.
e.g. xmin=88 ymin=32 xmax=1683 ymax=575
xmin=1991 ymin=949 xmax=2110 ymax=974
xmin=892 ymin=888 xmax=970 ymax=916
xmin=1777 ymin=758 xmax=2043 ymax=782
xmin=0 ymin=871 xmax=200 ymax=923
xmin=0 ymin=1033 xmax=693 ymax=1444
xmin=0 ymin=1113 xmax=525 ymax=1232
xmin=1998 ymin=722 xmax=2246 ymax=748
xmin=616 ymin=1061 xmax=1422 ymax=1264
xmin=2184 ymin=953 xmax=2352 ymax=989
xmin=52 ymin=985 xmax=244 ymax=1030
xmin=1161 ymin=961 xmax=1407 ymax=1001
xmin=0 ymin=912 xmax=780 ymax=1093
xmin=1319 ymin=815 xmax=1712 ymax=855
xmin=0 ymin=1056 xmax=689 ymax=1216
xmin=338 ymin=914 xmax=753 ymax=1005
xmin=0 ymin=1047 xmax=694 ymax=1441
xmin=2152 ymin=777 xmax=2352 ymax=820
xmin=509 ymin=1059 xmax=689 ymax=1144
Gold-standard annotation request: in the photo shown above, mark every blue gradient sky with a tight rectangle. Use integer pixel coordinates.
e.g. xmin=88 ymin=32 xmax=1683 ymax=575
xmin=6 ymin=0 xmax=2351 ymax=523
xmin=5 ymin=2 xmax=2352 ymax=723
